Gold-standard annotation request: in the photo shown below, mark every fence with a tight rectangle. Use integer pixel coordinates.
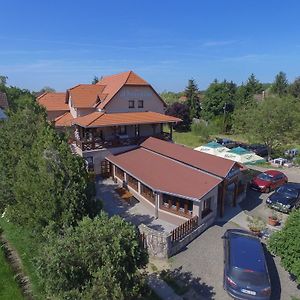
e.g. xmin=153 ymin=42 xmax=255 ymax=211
xmin=170 ymin=216 xmax=199 ymax=244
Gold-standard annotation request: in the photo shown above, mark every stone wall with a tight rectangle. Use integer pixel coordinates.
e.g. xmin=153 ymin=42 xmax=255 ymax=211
xmin=139 ymin=215 xmax=213 ymax=259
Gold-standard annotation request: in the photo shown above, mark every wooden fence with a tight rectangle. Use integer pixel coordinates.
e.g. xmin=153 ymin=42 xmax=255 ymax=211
xmin=170 ymin=216 xmax=199 ymax=244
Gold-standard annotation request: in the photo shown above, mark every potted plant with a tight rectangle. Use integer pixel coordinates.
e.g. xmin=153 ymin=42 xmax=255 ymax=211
xmin=268 ymin=211 xmax=280 ymax=226
xmin=247 ymin=216 xmax=266 ymax=236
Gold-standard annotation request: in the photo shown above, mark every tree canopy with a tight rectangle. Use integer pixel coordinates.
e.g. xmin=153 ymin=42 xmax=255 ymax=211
xmin=271 ymin=71 xmax=289 ymax=97
xmin=268 ymin=210 xmax=300 ymax=284
xmin=289 ymin=77 xmax=300 ymax=99
xmin=37 ymin=214 xmax=148 ymax=299
xmin=201 ymin=79 xmax=236 ymax=120
xmin=0 ymin=96 xmax=96 ymax=233
xmin=166 ymin=102 xmax=191 ymax=130
xmin=233 ymin=96 xmax=300 ymax=158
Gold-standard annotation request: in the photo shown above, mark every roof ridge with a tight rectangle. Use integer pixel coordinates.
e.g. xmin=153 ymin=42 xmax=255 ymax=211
xmin=86 ymin=112 xmax=105 ymax=127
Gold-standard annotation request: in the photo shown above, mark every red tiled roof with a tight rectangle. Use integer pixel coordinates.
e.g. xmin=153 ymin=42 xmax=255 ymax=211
xmin=0 ymin=92 xmax=8 ymax=109
xmin=68 ymin=84 xmax=107 ymax=108
xmin=106 ymin=147 xmax=221 ymax=200
xmin=141 ymin=137 xmax=237 ymax=178
xmin=96 ymin=71 xmax=166 ymax=109
xmin=37 ymin=92 xmax=69 ymax=111
xmin=73 ymin=111 xmax=181 ymax=128
xmin=54 ymin=112 xmax=74 ymax=127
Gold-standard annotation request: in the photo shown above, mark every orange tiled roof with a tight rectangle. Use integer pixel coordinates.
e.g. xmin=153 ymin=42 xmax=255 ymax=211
xmin=68 ymin=84 xmax=107 ymax=108
xmin=95 ymin=71 xmax=166 ymax=109
xmin=54 ymin=112 xmax=74 ymax=127
xmin=73 ymin=111 xmax=181 ymax=128
xmin=37 ymin=92 xmax=69 ymax=111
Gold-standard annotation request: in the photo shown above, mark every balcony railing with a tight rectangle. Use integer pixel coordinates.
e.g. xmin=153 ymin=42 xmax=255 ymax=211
xmin=75 ymin=132 xmax=171 ymax=151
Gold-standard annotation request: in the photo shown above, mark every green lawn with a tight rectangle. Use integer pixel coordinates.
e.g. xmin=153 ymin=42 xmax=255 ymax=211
xmin=0 ymin=244 xmax=24 ymax=300
xmin=172 ymin=131 xmax=206 ymax=148
xmin=0 ymin=219 xmax=45 ymax=300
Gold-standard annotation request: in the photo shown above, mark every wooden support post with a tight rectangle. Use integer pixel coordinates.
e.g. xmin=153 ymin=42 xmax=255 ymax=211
xmin=169 ymin=123 xmax=173 ymax=140
xmin=220 ymin=181 xmax=226 ymax=217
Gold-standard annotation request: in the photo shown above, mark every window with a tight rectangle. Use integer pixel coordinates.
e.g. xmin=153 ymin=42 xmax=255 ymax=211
xmin=202 ymin=197 xmax=212 ymax=218
xmin=127 ymin=174 xmax=138 ymax=191
xmin=140 ymin=183 xmax=155 ymax=203
xmin=129 ymin=100 xmax=135 ymax=108
xmin=115 ymin=166 xmax=124 ymax=180
xmin=162 ymin=194 xmax=193 ymax=216
xmin=138 ymin=100 xmax=144 ymax=108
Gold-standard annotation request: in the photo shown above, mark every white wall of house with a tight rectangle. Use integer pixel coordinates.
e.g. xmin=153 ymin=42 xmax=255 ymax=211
xmin=104 ymin=86 xmax=165 ymax=114
xmin=198 ymin=186 xmax=219 ymax=226
xmin=83 ymin=145 xmax=137 ymax=174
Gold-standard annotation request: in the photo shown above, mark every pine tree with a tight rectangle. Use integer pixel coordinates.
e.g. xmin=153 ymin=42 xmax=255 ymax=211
xmin=184 ymin=79 xmax=201 ymax=119
xmin=271 ymin=71 xmax=288 ymax=97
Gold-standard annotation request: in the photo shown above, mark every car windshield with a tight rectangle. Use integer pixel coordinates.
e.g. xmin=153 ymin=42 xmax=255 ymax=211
xmin=230 ymin=267 xmax=269 ymax=286
xmin=257 ymin=173 xmax=273 ymax=181
xmin=277 ymin=186 xmax=298 ymax=198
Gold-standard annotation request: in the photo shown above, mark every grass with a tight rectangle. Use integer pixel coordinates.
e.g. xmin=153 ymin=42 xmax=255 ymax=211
xmin=0 ymin=244 xmax=24 ymax=300
xmin=173 ymin=130 xmax=206 ymax=148
xmin=0 ymin=218 xmax=45 ymax=300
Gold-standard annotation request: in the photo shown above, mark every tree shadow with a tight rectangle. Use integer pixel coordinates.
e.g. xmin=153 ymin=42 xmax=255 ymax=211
xmin=161 ymin=267 xmax=216 ymax=299
xmin=262 ymin=244 xmax=281 ymax=300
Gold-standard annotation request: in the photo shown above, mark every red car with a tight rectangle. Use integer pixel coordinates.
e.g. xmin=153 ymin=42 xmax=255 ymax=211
xmin=250 ymin=170 xmax=288 ymax=193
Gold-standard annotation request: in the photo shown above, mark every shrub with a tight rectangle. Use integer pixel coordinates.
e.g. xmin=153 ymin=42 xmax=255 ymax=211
xmin=37 ymin=213 xmax=148 ymax=299
xmin=268 ymin=210 xmax=300 ymax=284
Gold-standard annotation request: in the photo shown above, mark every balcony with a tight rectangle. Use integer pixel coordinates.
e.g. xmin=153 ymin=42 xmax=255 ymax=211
xmin=75 ymin=132 xmax=171 ymax=151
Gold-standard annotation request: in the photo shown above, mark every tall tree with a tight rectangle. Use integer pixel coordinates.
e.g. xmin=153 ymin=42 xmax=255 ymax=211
xmin=289 ymin=77 xmax=300 ymax=99
xmin=201 ymin=79 xmax=237 ymax=120
xmin=233 ymin=96 xmax=300 ymax=159
xmin=236 ymin=74 xmax=263 ymax=107
xmin=271 ymin=71 xmax=288 ymax=97
xmin=184 ymin=79 xmax=201 ymax=119
xmin=39 ymin=86 xmax=56 ymax=93
xmin=37 ymin=214 xmax=148 ymax=299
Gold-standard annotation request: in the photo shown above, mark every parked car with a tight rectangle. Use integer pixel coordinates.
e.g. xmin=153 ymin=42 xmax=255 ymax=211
xmin=246 ymin=144 xmax=269 ymax=157
xmin=266 ymin=183 xmax=300 ymax=213
xmin=215 ymin=138 xmax=236 ymax=149
xmin=284 ymin=148 xmax=299 ymax=158
xmin=250 ymin=170 xmax=288 ymax=193
xmin=223 ymin=229 xmax=271 ymax=300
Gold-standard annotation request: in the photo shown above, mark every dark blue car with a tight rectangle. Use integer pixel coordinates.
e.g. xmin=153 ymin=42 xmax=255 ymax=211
xmin=223 ymin=229 xmax=271 ymax=300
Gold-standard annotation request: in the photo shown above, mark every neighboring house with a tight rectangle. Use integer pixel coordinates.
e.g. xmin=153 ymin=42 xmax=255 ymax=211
xmin=0 ymin=92 xmax=9 ymax=121
xmin=38 ymin=71 xmax=181 ymax=173
xmin=106 ymin=137 xmax=246 ymax=227
xmin=37 ymin=92 xmax=69 ymax=121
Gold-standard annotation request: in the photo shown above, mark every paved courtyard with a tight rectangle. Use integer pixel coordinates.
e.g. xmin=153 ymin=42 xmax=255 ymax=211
xmin=96 ymin=177 xmax=177 ymax=232
xmin=170 ymin=166 xmax=300 ymax=300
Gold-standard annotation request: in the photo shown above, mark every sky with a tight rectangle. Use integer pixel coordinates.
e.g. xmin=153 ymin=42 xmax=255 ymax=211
xmin=0 ymin=0 xmax=300 ymax=92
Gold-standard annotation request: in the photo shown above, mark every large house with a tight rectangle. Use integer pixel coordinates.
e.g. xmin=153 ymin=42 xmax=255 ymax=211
xmin=38 ymin=71 xmax=246 ymax=229
xmin=37 ymin=71 xmax=181 ymax=173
